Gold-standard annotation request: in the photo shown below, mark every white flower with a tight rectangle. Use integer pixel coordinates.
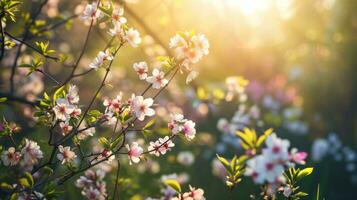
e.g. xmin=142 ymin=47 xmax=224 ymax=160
xmin=126 ymin=142 xmax=143 ymax=165
xmin=244 ymin=155 xmax=266 ymax=184
xmin=21 ymin=139 xmax=43 ymax=165
xmin=131 ymin=96 xmax=155 ymax=121
xmin=311 ymin=138 xmax=329 ymax=161
xmin=177 ymin=151 xmax=195 ymax=166
xmin=89 ymin=50 xmax=113 ymax=70
xmin=111 ymin=7 xmax=126 ymax=25
xmin=182 ymin=120 xmax=196 ymax=141
xmin=59 ymin=121 xmax=73 ymax=136
xmin=125 ymin=28 xmax=141 ymax=47
xmin=262 ymin=133 xmax=290 ymax=162
xmin=169 ymin=32 xmax=209 ymax=65
xmin=133 ymin=61 xmax=148 ymax=80
xmin=78 ymin=127 xmax=95 ymax=140
xmin=192 ymin=34 xmax=209 ymax=55
xmin=57 ymin=145 xmax=77 ymax=164
xmin=1 ymin=147 xmax=21 ymax=166
xmin=186 ymin=70 xmax=199 ymax=84
xmin=53 ymin=98 xmax=75 ymax=121
xmin=168 ymin=113 xmax=186 ymax=134
xmin=148 ymin=136 xmax=175 ymax=156
xmin=80 ymin=2 xmax=102 ymax=21
xmin=146 ymin=69 xmax=168 ymax=89
xmin=67 ymin=85 xmax=80 ymax=104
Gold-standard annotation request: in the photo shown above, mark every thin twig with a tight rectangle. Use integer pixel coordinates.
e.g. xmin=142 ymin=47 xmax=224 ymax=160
xmin=113 ymin=160 xmax=121 ymax=200
xmin=5 ymin=32 xmax=59 ymax=61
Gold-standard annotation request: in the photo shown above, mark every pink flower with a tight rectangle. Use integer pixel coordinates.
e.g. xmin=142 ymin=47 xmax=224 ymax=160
xmin=21 ymin=139 xmax=43 ymax=165
xmin=125 ymin=28 xmax=141 ymax=47
xmin=67 ymin=85 xmax=80 ymax=104
xmin=1 ymin=147 xmax=21 ymax=166
xmin=57 ymin=145 xmax=77 ymax=164
xmin=80 ymin=2 xmax=102 ymax=21
xmin=146 ymin=69 xmax=168 ymax=89
xmin=89 ymin=50 xmax=113 ymax=70
xmin=133 ymin=62 xmax=148 ymax=80
xmin=182 ymin=185 xmax=205 ymax=200
xmin=126 ymin=142 xmax=143 ymax=165
xmin=148 ymin=136 xmax=175 ymax=156
xmin=168 ymin=114 xmax=185 ymax=134
xmin=289 ymin=148 xmax=308 ymax=165
xmin=53 ymin=98 xmax=75 ymax=121
xmin=131 ymin=96 xmax=155 ymax=121
xmin=103 ymin=93 xmax=122 ymax=113
xmin=183 ymin=120 xmax=196 ymax=141
xmin=59 ymin=121 xmax=73 ymax=136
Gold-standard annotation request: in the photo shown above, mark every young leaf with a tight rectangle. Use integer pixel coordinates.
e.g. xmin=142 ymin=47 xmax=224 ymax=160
xmin=164 ymin=179 xmax=181 ymax=193
xmin=297 ymin=167 xmax=313 ymax=181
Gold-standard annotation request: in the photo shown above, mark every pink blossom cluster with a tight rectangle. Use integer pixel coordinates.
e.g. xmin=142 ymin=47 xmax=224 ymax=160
xmin=168 ymin=114 xmax=197 ymax=141
xmin=1 ymin=139 xmax=43 ymax=167
xmin=133 ymin=62 xmax=168 ymax=89
xmin=75 ymin=169 xmax=107 ymax=200
xmin=244 ymin=133 xmax=307 ymax=192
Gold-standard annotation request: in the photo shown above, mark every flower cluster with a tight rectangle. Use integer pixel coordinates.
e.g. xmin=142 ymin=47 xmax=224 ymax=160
xmin=168 ymin=114 xmax=197 ymax=141
xmin=75 ymin=169 xmax=107 ymax=200
xmin=169 ymin=32 xmax=209 ymax=84
xmin=148 ymin=136 xmax=175 ymax=157
xmin=1 ymin=139 xmax=43 ymax=167
xmin=53 ymin=85 xmax=82 ymax=135
xmin=244 ymin=133 xmax=307 ymax=191
xmin=133 ymin=61 xmax=168 ymax=89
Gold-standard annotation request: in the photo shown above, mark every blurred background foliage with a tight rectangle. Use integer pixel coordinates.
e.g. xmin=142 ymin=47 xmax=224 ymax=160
xmin=1 ymin=0 xmax=357 ymax=199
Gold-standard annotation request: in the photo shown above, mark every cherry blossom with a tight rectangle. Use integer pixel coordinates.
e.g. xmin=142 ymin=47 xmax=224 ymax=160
xmin=53 ymin=98 xmax=75 ymax=121
xmin=146 ymin=69 xmax=168 ymax=89
xmin=133 ymin=61 xmax=148 ymax=80
xmin=21 ymin=139 xmax=43 ymax=165
xmin=59 ymin=121 xmax=73 ymax=136
xmin=168 ymin=113 xmax=186 ymax=134
xmin=80 ymin=2 xmax=102 ymax=21
xmin=103 ymin=93 xmax=122 ymax=113
xmin=1 ymin=147 xmax=21 ymax=166
xmin=182 ymin=120 xmax=196 ymax=141
xmin=125 ymin=28 xmax=141 ymax=47
xmin=67 ymin=85 xmax=80 ymax=104
xmin=126 ymin=142 xmax=143 ymax=165
xmin=262 ymin=133 xmax=290 ymax=162
xmin=76 ymin=169 xmax=107 ymax=200
xmin=111 ymin=7 xmax=126 ymax=25
xmin=182 ymin=185 xmax=205 ymax=200
xmin=57 ymin=145 xmax=77 ymax=164
xmin=131 ymin=95 xmax=155 ymax=121
xmin=89 ymin=50 xmax=113 ymax=70
xmin=148 ymin=136 xmax=175 ymax=156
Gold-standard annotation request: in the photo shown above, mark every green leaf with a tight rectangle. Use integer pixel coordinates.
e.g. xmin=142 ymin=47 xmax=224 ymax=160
xmin=0 ymin=182 xmax=14 ymax=190
xmin=19 ymin=178 xmax=31 ymax=188
xmin=23 ymin=172 xmax=34 ymax=187
xmin=164 ymin=179 xmax=181 ymax=193
xmin=143 ymin=119 xmax=155 ymax=130
xmin=0 ymin=97 xmax=7 ymax=102
xmin=99 ymin=137 xmax=110 ymax=148
xmin=53 ymin=85 xmax=65 ymax=103
xmin=216 ymin=154 xmax=232 ymax=174
xmin=297 ymin=167 xmax=313 ymax=181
